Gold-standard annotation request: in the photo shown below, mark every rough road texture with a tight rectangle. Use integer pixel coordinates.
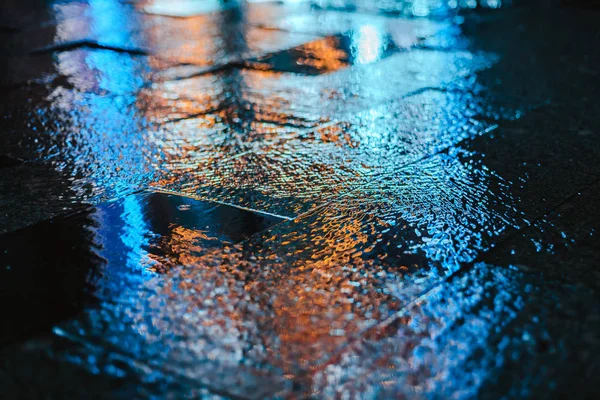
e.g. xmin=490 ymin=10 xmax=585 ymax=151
xmin=1 ymin=0 xmax=599 ymax=398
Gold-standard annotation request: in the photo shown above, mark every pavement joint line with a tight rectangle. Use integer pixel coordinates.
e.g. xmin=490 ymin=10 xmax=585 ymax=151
xmin=139 ymin=3 xmax=239 ymax=18
xmin=30 ymin=40 xmax=149 ymax=56
xmin=150 ymin=187 xmax=294 ymax=221
xmin=162 ymin=60 xmax=247 ymax=81
xmin=222 ymin=149 xmax=253 ymax=162
xmin=160 ymin=111 xmax=215 ymax=124
xmin=249 ymin=23 xmax=317 ymax=35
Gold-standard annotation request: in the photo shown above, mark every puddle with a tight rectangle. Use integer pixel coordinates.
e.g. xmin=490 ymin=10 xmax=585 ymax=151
xmin=0 ymin=190 xmax=283 ymax=346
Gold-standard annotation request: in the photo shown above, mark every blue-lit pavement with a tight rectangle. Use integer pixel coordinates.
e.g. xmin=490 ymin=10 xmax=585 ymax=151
xmin=1 ymin=0 xmax=600 ymax=398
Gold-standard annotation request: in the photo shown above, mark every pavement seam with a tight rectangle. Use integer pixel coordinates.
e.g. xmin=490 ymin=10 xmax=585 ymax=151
xmin=30 ymin=40 xmax=148 ymax=56
xmin=150 ymin=187 xmax=293 ymax=221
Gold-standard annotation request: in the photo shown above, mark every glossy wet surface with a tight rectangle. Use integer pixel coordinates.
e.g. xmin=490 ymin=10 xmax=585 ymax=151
xmin=1 ymin=0 xmax=600 ymax=398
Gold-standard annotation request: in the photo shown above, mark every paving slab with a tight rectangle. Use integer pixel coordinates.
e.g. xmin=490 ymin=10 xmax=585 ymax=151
xmin=247 ymin=14 xmax=449 ymax=74
xmin=254 ymin=8 xmax=448 ymax=37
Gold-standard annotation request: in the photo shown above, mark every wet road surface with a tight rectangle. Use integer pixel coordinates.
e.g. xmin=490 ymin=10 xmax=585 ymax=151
xmin=1 ymin=0 xmax=600 ymax=398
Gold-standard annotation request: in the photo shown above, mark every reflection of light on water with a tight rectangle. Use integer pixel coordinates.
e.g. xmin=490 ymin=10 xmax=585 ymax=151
xmin=52 ymin=0 xmax=151 ymax=197
xmin=412 ymin=0 xmax=432 ymax=16
xmin=312 ymin=0 xmax=507 ymax=16
xmin=86 ymin=51 xmax=144 ymax=94
xmin=145 ymin=0 xmax=307 ymax=14
xmin=88 ymin=0 xmax=131 ymax=48
xmin=298 ymin=37 xmax=349 ymax=72
xmin=120 ymin=196 xmax=154 ymax=274
xmin=52 ymin=2 xmax=89 ymax=43
xmin=351 ymin=25 xmax=385 ymax=65
xmin=81 ymin=1 xmax=153 ymax=275
xmin=356 ymin=106 xmax=386 ymax=165
xmin=88 ymin=201 xmax=154 ymax=302
xmin=145 ymin=0 xmax=236 ymax=16
xmin=486 ymin=0 xmax=502 ymax=8
xmin=53 ymin=0 xmax=145 ymax=92
xmin=51 ymin=0 xmax=156 ymax=277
